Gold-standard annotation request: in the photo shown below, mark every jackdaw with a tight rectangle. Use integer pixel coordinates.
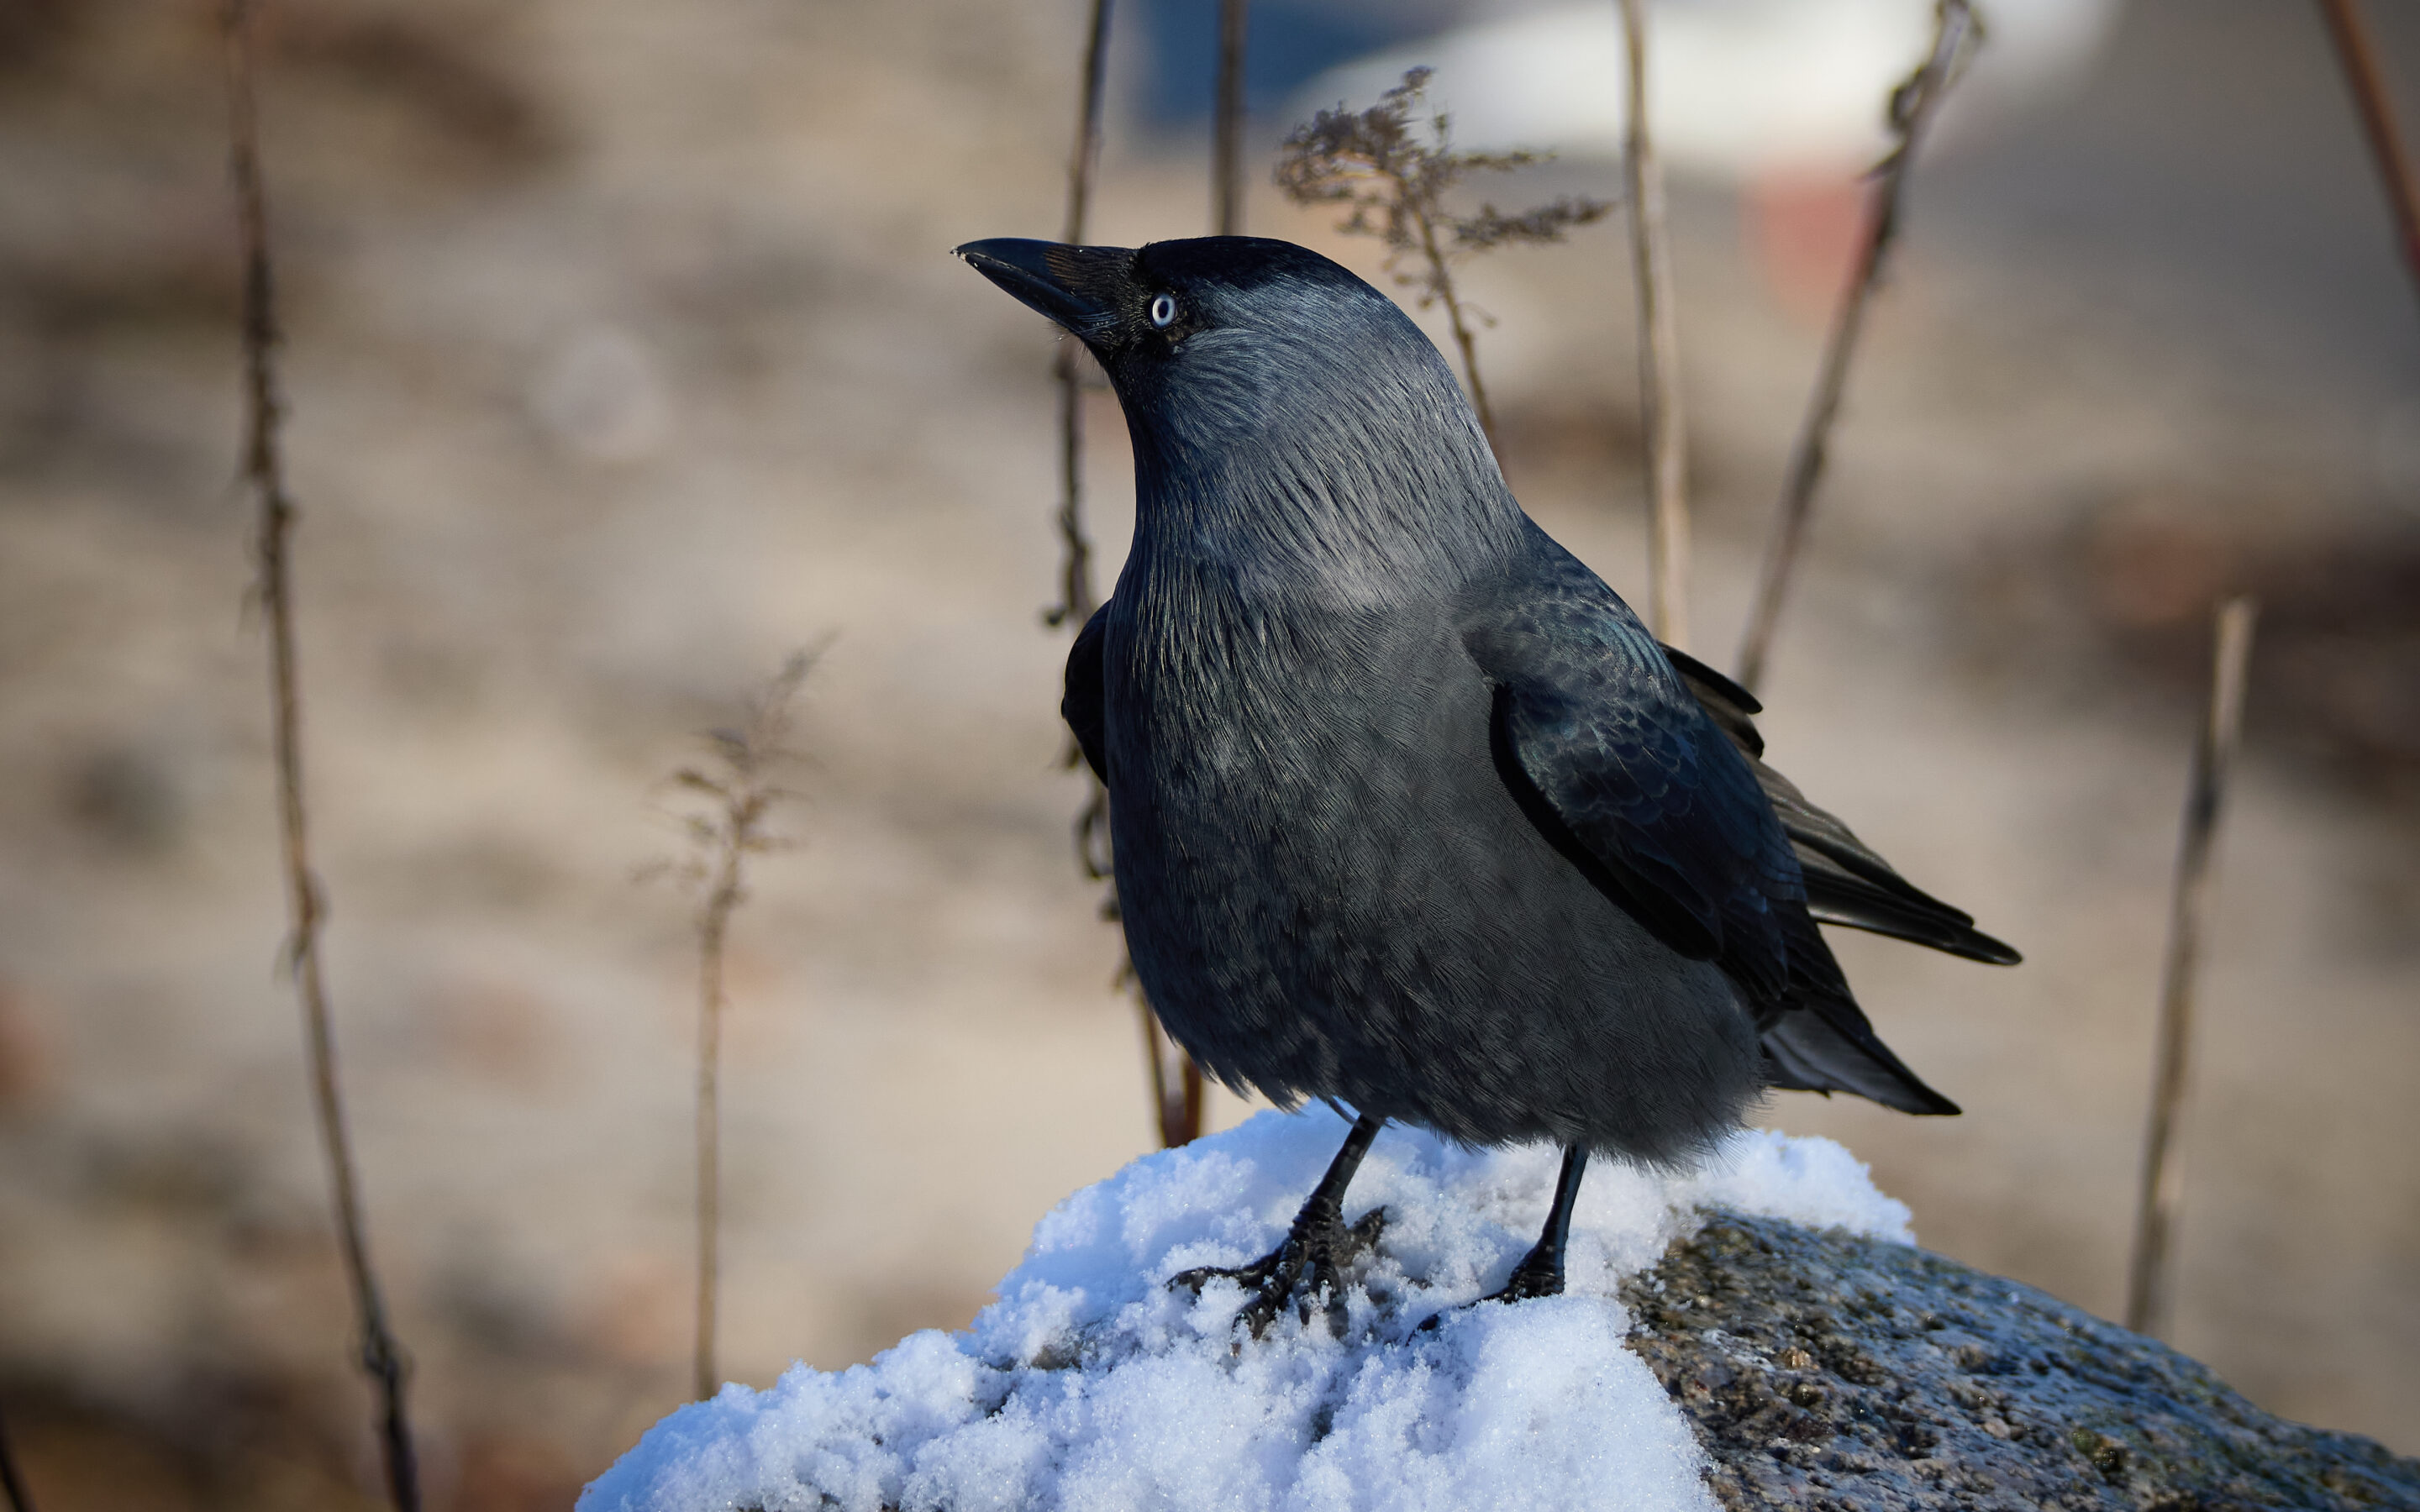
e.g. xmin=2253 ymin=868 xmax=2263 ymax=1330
xmin=957 ymin=234 xmax=2017 ymax=1335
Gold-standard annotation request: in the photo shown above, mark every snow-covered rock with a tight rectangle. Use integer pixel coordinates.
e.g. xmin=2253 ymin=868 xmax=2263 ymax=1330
xmin=579 ymin=1107 xmax=1912 ymax=1512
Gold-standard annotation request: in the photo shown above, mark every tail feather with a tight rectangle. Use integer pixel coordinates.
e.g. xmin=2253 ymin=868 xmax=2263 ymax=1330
xmin=1757 ymin=758 xmax=2023 ymax=965
xmin=1660 ymin=643 xmax=1997 ymax=1117
xmin=1757 ymin=906 xmax=1960 ymax=1113
xmin=1760 ymin=1007 xmax=1960 ymax=1116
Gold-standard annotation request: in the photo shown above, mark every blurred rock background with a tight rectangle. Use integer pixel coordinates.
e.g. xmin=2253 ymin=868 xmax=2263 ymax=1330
xmin=0 ymin=0 xmax=2413 ymax=1505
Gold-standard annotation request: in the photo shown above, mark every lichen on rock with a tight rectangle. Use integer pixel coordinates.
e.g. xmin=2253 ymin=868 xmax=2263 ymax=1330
xmin=1621 ymin=1214 xmax=2420 ymax=1511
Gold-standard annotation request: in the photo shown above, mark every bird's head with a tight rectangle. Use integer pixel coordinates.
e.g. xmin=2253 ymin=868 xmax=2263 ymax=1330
xmin=955 ymin=236 xmax=1505 ymax=539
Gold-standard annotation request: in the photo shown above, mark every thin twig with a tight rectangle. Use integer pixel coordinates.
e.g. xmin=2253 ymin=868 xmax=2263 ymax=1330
xmin=221 ymin=4 xmax=418 ymax=1506
xmin=695 ymin=877 xmax=728 ymax=1400
xmin=2317 ymin=0 xmax=2420 ymax=318
xmin=1618 ymin=0 xmax=1691 ymax=650
xmin=1213 ymin=0 xmax=1249 ymax=236
xmin=2125 ymin=596 xmax=2258 ymax=1339
xmin=1276 ymin=69 xmax=1611 ymax=456
xmin=0 ymin=1403 xmax=34 ymax=1512
xmin=1417 ymin=205 xmax=1497 ymax=448
xmin=1173 ymin=1026 xmax=1204 ymax=1147
xmin=1149 ymin=979 xmax=1204 ymax=1148
xmin=1734 ymin=0 xmax=1980 ymax=696
xmin=668 ymin=652 xmax=814 ymax=1400
xmin=1046 ymin=0 xmax=1113 ymax=638
xmin=1123 ymin=962 xmax=1202 ymax=1150
xmin=1138 ymin=997 xmax=1176 ymax=1143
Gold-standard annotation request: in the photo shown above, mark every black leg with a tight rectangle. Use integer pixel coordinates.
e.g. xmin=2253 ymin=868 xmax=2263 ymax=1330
xmin=1421 ymin=1143 xmax=1590 ymax=1330
xmin=1171 ymin=1111 xmax=1387 ymax=1337
xmin=1491 ymin=1143 xmax=1590 ymax=1301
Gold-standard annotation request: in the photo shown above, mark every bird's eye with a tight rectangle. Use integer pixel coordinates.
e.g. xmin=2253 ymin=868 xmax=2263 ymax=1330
xmin=1150 ymin=293 xmax=1178 ymax=328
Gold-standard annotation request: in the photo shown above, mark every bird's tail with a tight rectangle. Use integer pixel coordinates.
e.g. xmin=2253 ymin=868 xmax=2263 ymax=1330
xmin=1655 ymin=643 xmax=1986 ymax=1116
xmin=1760 ymin=1004 xmax=1960 ymax=1116
xmin=1760 ymin=915 xmax=1960 ymax=1115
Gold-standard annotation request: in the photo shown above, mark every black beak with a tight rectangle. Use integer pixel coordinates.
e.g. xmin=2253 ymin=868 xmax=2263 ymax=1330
xmin=955 ymin=238 xmax=1131 ymax=339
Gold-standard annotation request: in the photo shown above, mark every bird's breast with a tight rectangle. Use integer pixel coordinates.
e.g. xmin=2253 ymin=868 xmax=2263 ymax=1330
xmin=1100 ymin=570 xmax=1488 ymax=869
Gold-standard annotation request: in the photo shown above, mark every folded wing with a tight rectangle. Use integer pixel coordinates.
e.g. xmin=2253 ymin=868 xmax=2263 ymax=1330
xmin=1462 ymin=538 xmax=1961 ymax=1116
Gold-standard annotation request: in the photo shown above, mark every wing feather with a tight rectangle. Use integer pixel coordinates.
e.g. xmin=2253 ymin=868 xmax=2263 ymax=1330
xmin=1663 ymin=643 xmax=2021 ymax=966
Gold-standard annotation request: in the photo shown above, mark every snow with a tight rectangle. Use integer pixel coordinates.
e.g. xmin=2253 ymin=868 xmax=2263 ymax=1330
xmin=580 ymin=1109 xmax=1912 ymax=1512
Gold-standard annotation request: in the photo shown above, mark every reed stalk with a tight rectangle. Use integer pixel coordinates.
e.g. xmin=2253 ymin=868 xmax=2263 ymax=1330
xmin=2125 ymin=596 xmax=2259 ymax=1338
xmin=222 ymin=1 xmax=418 ymax=1502
xmin=2315 ymin=0 xmax=2420 ymax=318
xmin=1734 ymin=0 xmax=1980 ymax=695
xmin=1616 ymin=0 xmax=1691 ymax=650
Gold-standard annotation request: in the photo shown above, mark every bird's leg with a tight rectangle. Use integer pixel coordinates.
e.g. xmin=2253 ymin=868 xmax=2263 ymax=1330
xmin=1171 ymin=1111 xmax=1386 ymax=1337
xmin=1420 ymin=1144 xmax=1590 ymax=1331
xmin=1487 ymin=1143 xmax=1590 ymax=1302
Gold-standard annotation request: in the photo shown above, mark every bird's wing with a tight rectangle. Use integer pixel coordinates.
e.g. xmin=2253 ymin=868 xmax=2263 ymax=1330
xmin=1463 ymin=541 xmax=1960 ymax=1116
xmin=1461 ymin=564 xmax=1799 ymax=1005
xmin=1064 ymin=602 xmax=1109 ymax=781
xmin=1662 ymin=644 xmax=2021 ymax=967
xmin=1659 ymin=644 xmax=1765 ymax=755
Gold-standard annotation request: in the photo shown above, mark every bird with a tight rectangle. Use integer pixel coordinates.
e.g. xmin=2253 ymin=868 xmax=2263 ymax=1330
xmin=956 ymin=234 xmax=2017 ymax=1336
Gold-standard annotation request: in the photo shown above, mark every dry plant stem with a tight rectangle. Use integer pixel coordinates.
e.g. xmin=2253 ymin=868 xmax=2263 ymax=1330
xmin=693 ymin=845 xmax=739 ymax=1401
xmin=1135 ymin=1005 xmax=1203 ymax=1150
xmin=1618 ymin=0 xmax=1691 ymax=650
xmin=1137 ymin=1000 xmax=1174 ymax=1143
xmin=223 ymin=4 xmax=419 ymax=1506
xmin=1275 ymin=72 xmax=1608 ymax=457
xmin=0 ymin=1404 xmax=34 ymax=1512
xmin=2317 ymin=0 xmax=2420 ymax=315
xmin=1052 ymin=349 xmax=1097 ymax=634
xmin=679 ymin=654 xmax=813 ymax=1399
xmin=1170 ymin=1033 xmax=1205 ymax=1146
xmin=1213 ymin=0 xmax=1249 ymax=236
xmin=2125 ymin=597 xmax=2258 ymax=1339
xmin=1126 ymin=955 xmax=1201 ymax=1147
xmin=1049 ymin=0 xmax=1113 ymax=636
xmin=1162 ymin=995 xmax=1206 ymax=1148
xmin=1176 ymin=1041 xmax=1204 ymax=1147
xmin=1736 ymin=0 xmax=1977 ymax=696
xmin=1416 ymin=213 xmax=1497 ymax=449
xmin=1062 ymin=0 xmax=1113 ymax=250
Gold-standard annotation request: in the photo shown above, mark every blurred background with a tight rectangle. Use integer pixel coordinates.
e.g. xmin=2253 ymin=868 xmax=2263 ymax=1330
xmin=1 ymin=0 xmax=2416 ymax=1505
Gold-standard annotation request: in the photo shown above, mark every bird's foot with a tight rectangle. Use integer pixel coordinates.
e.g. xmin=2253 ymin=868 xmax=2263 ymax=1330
xmin=1171 ymin=1205 xmax=1386 ymax=1339
xmin=1480 ymin=1246 xmax=1567 ymax=1305
xmin=1416 ymin=1246 xmax=1565 ymax=1332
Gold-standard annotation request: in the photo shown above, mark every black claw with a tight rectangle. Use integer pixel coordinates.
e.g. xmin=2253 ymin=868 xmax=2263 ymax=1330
xmin=1492 ymin=1247 xmax=1566 ymax=1303
xmin=1171 ymin=1204 xmax=1388 ymax=1339
xmin=1415 ymin=1238 xmax=1567 ymax=1333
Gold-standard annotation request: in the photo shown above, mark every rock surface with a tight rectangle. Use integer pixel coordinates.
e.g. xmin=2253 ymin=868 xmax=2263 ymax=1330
xmin=1624 ymin=1215 xmax=2420 ymax=1511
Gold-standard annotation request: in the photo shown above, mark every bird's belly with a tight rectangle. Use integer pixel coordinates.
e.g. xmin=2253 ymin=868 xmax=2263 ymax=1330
xmin=1104 ymin=622 xmax=1755 ymax=1158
